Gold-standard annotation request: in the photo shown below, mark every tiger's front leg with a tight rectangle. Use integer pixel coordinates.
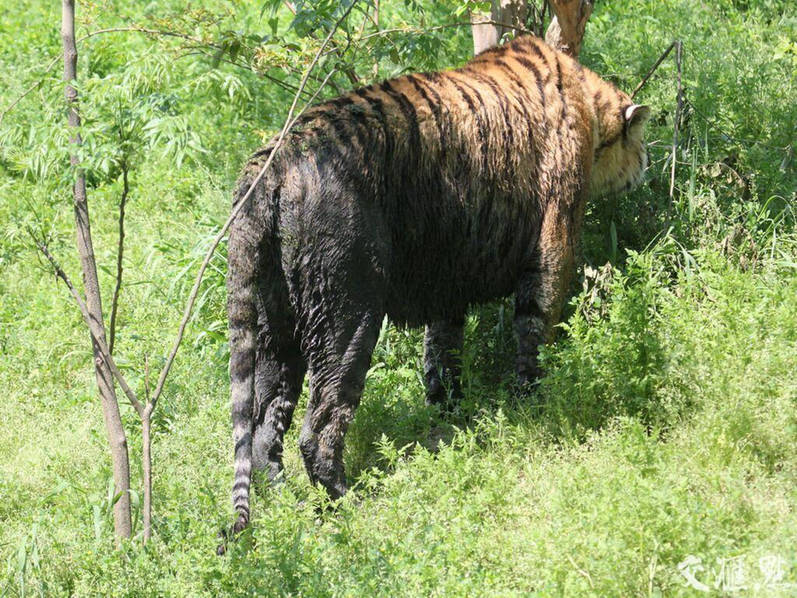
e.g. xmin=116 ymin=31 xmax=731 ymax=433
xmin=423 ymin=318 xmax=465 ymax=408
xmin=514 ymin=208 xmax=578 ymax=387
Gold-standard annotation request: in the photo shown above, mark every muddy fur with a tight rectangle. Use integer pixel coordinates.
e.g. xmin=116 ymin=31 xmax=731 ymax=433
xmin=225 ymin=34 xmax=650 ymax=532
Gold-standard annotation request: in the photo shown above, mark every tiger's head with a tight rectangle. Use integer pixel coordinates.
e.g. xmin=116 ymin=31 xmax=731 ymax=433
xmin=586 ymin=78 xmax=651 ymax=197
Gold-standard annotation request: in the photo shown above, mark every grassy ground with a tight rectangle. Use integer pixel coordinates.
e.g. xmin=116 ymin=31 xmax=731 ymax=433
xmin=1 ymin=0 xmax=795 ymax=595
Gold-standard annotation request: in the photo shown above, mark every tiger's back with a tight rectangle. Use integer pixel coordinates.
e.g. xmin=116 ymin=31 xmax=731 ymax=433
xmin=239 ymin=35 xmax=646 ymax=325
xmin=224 ymin=34 xmax=650 ymax=535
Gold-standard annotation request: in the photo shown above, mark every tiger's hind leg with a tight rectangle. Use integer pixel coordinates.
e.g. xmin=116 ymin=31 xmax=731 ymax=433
xmin=298 ymin=310 xmax=383 ymax=500
xmin=423 ymin=318 xmax=465 ymax=408
xmin=251 ymin=325 xmax=306 ymax=487
xmin=514 ymin=209 xmax=578 ymax=387
xmin=250 ymin=238 xmax=307 ymax=487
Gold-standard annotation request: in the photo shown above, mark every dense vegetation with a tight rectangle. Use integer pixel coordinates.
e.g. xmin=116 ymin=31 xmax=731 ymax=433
xmin=1 ymin=0 xmax=794 ymax=595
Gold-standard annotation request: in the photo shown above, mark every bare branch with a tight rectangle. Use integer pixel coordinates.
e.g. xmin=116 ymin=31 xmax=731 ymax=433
xmin=631 ymin=41 xmax=677 ymax=100
xmin=33 ymin=237 xmax=144 ymax=417
xmin=284 ymin=0 xmax=360 ymax=85
xmin=184 ymin=47 xmax=311 ymax=97
xmin=566 ymin=554 xmax=595 ymax=590
xmin=359 ymin=19 xmax=533 ymax=43
xmin=670 ymin=41 xmax=684 ymax=209
xmin=144 ymin=355 xmax=151 ymax=403
xmin=142 ymin=411 xmax=153 ymax=542
xmin=79 ymin=26 xmax=210 ymax=45
xmin=149 ymin=2 xmax=358 ymax=408
xmin=0 ymin=54 xmax=61 ymax=126
xmin=109 ymin=160 xmax=129 ymax=355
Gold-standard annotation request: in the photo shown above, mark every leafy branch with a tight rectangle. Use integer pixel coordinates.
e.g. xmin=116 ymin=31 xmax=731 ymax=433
xmin=36 ymin=0 xmax=357 ymax=544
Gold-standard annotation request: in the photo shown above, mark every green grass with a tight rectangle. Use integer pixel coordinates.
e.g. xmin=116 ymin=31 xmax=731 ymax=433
xmin=2 ymin=244 xmax=795 ymax=595
xmin=1 ymin=0 xmax=795 ymax=595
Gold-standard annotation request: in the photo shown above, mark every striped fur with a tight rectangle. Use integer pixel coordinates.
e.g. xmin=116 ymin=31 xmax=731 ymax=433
xmin=225 ymin=35 xmax=650 ymax=533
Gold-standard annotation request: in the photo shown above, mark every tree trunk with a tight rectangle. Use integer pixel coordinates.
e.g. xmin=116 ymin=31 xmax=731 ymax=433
xmin=545 ymin=0 xmax=593 ymax=58
xmin=471 ymin=1 xmax=592 ymax=60
xmin=61 ymin=0 xmax=132 ymax=540
xmin=471 ymin=0 xmax=529 ymax=55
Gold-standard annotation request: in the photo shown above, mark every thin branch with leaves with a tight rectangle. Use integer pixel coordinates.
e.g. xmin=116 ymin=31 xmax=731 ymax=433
xmin=37 ymin=0 xmax=358 ymax=544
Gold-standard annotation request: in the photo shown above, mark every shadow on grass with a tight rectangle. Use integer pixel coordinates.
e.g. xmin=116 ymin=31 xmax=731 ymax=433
xmin=343 ymin=253 xmax=675 ymax=491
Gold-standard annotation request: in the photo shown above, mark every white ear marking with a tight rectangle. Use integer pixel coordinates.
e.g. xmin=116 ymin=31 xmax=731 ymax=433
xmin=625 ymin=104 xmax=651 ymax=125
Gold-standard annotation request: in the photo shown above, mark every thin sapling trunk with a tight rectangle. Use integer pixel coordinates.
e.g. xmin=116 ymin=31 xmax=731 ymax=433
xmin=61 ymin=0 xmax=132 ymax=540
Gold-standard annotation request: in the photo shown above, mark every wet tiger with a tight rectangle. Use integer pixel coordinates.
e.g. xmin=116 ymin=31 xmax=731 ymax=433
xmin=225 ymin=34 xmax=650 ymax=534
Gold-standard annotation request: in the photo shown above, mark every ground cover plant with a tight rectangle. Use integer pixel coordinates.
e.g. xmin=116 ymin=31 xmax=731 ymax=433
xmin=0 ymin=0 xmax=794 ymax=595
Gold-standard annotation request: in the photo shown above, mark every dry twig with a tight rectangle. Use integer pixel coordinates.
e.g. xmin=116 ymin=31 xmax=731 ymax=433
xmin=670 ymin=41 xmax=684 ymax=209
xmin=631 ymin=40 xmax=677 ymax=100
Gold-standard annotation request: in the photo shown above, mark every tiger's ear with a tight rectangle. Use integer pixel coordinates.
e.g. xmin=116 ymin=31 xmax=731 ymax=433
xmin=625 ymin=104 xmax=651 ymax=130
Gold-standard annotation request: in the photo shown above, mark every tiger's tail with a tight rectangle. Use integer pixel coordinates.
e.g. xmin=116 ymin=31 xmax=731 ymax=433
xmin=226 ymin=175 xmax=266 ymax=534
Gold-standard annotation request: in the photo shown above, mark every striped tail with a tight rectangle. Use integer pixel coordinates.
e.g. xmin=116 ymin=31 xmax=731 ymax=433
xmin=226 ymin=179 xmax=263 ymax=534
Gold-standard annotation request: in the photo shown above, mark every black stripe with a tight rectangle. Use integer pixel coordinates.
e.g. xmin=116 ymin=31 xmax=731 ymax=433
xmin=379 ymin=80 xmax=421 ymax=152
xmin=538 ymin=54 xmax=564 ymax=164
xmin=326 ymin=115 xmax=357 ymax=146
xmin=511 ymin=55 xmax=535 ymax=71
xmin=597 ymin=133 xmax=621 ymax=150
xmin=354 ymin=87 xmax=393 ymax=159
xmin=527 ymin=41 xmax=548 ymax=66
xmin=458 ymin=77 xmax=494 ymax=170
xmin=326 ymin=96 xmax=355 ymax=110
xmin=555 ymin=56 xmax=569 ymax=127
xmin=232 ymin=480 xmax=250 ymax=493
xmin=294 ymin=109 xmax=325 ymax=127
xmin=318 ymin=114 xmax=367 ymax=166
xmin=526 ymin=41 xmax=554 ymax=88
xmin=406 ymin=74 xmax=447 ymax=158
xmin=491 ymin=60 xmax=536 ymax=140
xmin=338 ymin=100 xmax=373 ymax=147
xmin=490 ymin=59 xmax=531 ymax=99
xmin=463 ymin=68 xmax=511 ymax=117
xmin=479 ymin=72 xmax=513 ymax=128
xmin=619 ymin=104 xmax=630 ymax=139
xmin=464 ymin=68 xmax=515 ymax=169
xmin=447 ymin=75 xmax=490 ymax=170
xmin=555 ymin=57 xmax=565 ymax=96
xmin=251 ymin=145 xmax=276 ymax=160
xmin=421 ymin=71 xmax=443 ymax=84
xmin=230 ymin=354 xmax=253 ymax=383
xmin=308 ymin=107 xmax=368 ymax=162
xmin=234 ymin=433 xmax=251 ymax=455
xmin=512 ymin=56 xmax=547 ymax=110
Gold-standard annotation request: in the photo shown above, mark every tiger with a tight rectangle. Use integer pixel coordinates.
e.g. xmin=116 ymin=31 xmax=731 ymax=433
xmin=224 ymin=33 xmax=650 ymax=535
